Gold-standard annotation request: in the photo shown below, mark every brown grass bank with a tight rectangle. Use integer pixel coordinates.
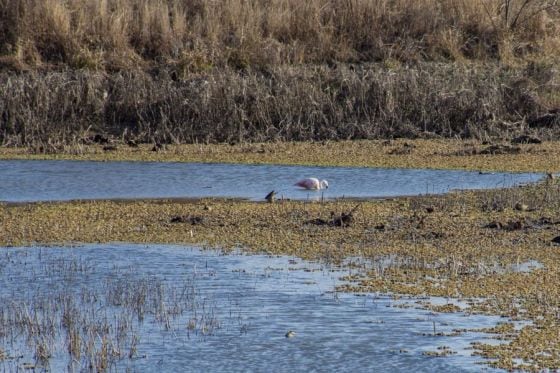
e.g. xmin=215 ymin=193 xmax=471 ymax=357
xmin=0 ymin=0 xmax=559 ymax=69
xmin=1 ymin=1 xmax=559 ymax=147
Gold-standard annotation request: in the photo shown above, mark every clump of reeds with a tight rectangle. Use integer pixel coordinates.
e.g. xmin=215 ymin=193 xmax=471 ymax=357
xmin=0 ymin=62 xmax=558 ymax=148
xmin=0 ymin=0 xmax=558 ymax=147
xmin=0 ymin=251 xmax=223 ymax=370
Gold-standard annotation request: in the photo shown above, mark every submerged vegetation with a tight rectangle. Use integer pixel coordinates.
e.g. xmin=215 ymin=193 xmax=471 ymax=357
xmin=0 ymin=249 xmax=225 ymax=370
xmin=0 ymin=0 xmax=559 ymax=146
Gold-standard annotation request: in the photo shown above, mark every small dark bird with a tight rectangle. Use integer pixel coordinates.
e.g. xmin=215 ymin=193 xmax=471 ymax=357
xmin=265 ymin=190 xmax=277 ymax=203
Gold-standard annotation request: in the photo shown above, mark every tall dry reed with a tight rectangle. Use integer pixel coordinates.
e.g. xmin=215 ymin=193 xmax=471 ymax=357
xmin=0 ymin=1 xmax=558 ymax=146
xmin=0 ymin=0 xmax=558 ymax=70
xmin=1 ymin=62 xmax=557 ymax=148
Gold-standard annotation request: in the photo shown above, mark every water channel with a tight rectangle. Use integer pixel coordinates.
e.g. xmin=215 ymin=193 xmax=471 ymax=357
xmin=0 ymin=159 xmax=542 ymax=202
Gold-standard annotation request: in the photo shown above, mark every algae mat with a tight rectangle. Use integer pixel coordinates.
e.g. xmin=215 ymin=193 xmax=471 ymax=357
xmin=2 ymin=180 xmax=560 ymax=370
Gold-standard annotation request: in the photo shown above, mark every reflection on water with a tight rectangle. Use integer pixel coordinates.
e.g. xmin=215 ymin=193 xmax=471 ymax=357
xmin=0 ymin=160 xmax=542 ymax=202
xmin=0 ymin=244 xmax=510 ymax=372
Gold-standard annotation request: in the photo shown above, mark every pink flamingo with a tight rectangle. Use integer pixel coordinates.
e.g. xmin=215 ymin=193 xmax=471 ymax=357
xmin=295 ymin=178 xmax=329 ymax=190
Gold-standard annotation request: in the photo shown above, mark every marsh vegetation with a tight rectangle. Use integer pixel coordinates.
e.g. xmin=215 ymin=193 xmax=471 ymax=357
xmin=0 ymin=0 xmax=559 ymax=148
xmin=2 ymin=1 xmax=560 ymax=370
xmin=1 ymin=0 xmax=558 ymax=68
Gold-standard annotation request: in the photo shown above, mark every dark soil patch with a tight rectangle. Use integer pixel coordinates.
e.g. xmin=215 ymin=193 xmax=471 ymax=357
xmin=170 ymin=215 xmax=204 ymax=225
xmin=484 ymin=217 xmax=560 ymax=231
xmin=479 ymin=145 xmax=521 ymax=155
xmin=306 ymin=205 xmax=359 ymax=227
xmin=528 ymin=113 xmax=560 ymax=128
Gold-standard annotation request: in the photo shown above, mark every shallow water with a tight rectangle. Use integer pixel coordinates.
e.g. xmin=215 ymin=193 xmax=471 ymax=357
xmin=0 ymin=244 xmax=511 ymax=372
xmin=0 ymin=160 xmax=542 ymax=202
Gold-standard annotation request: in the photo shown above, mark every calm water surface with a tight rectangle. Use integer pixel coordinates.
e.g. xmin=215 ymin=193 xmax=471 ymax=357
xmin=0 ymin=244 xmax=511 ymax=372
xmin=0 ymin=160 xmax=542 ymax=202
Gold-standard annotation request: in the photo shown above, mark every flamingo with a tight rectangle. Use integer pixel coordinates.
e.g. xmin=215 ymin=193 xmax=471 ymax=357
xmin=295 ymin=178 xmax=329 ymax=190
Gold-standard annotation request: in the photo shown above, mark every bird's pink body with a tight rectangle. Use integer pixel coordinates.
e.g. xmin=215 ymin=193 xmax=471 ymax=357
xmin=295 ymin=178 xmax=329 ymax=190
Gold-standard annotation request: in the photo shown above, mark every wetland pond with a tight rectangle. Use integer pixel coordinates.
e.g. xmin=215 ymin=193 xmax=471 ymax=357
xmin=1 ymin=244 xmax=515 ymax=372
xmin=0 ymin=160 xmax=541 ymax=371
xmin=0 ymin=159 xmax=543 ymax=202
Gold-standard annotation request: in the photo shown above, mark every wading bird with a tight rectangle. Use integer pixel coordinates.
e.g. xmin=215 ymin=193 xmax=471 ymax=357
xmin=264 ymin=190 xmax=276 ymax=203
xmin=295 ymin=178 xmax=329 ymax=190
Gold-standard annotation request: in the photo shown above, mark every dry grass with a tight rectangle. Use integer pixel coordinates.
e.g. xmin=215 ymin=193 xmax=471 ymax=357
xmin=1 ymin=1 xmax=559 ymax=146
xmin=0 ymin=0 xmax=559 ymax=70
xmin=0 ymin=62 xmax=558 ymax=147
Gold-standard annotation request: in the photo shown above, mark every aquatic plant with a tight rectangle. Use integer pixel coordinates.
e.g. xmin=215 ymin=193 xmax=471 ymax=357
xmin=0 ymin=252 xmax=226 ymax=371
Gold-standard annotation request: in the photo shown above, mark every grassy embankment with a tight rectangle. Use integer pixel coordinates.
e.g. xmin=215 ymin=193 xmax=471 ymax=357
xmin=0 ymin=0 xmax=559 ymax=147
